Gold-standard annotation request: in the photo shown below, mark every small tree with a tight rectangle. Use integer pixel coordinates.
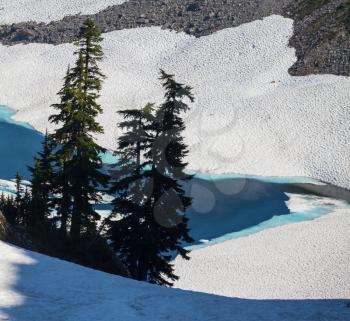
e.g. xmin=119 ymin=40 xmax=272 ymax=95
xmin=28 ymin=133 xmax=54 ymax=229
xmin=50 ymin=19 xmax=109 ymax=240
xmin=14 ymin=172 xmax=24 ymax=225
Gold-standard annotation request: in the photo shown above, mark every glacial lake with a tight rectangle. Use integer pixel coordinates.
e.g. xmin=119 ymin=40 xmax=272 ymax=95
xmin=1 ymin=105 xmax=349 ymax=247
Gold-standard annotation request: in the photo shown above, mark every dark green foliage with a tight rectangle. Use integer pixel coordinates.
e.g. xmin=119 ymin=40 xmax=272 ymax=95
xmin=0 ymin=193 xmax=17 ymax=226
xmin=27 ymin=133 xmax=54 ymax=230
xmin=146 ymin=70 xmax=194 ymax=285
xmin=5 ymin=19 xmax=196 ymax=285
xmin=109 ymin=104 xmax=157 ymax=281
xmin=14 ymin=172 xmax=27 ymax=225
xmin=50 ymin=18 xmax=109 ymax=240
xmin=110 ymin=71 xmax=194 ymax=286
xmin=3 ymin=19 xmax=126 ymax=277
xmin=0 ymin=173 xmax=31 ymax=228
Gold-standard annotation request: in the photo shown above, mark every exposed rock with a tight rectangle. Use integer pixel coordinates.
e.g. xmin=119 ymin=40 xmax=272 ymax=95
xmin=0 ymin=0 xmax=348 ymax=76
xmin=286 ymin=0 xmax=350 ymax=76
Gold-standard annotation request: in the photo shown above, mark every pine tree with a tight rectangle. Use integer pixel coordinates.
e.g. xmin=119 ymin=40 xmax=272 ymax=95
xmin=27 ymin=133 xmax=54 ymax=229
xmin=110 ymin=71 xmax=194 ymax=286
xmin=50 ymin=19 xmax=109 ymax=240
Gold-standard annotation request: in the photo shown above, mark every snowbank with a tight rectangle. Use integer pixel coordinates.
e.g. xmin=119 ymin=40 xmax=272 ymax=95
xmin=174 ymin=198 xmax=350 ymax=299
xmin=0 ymin=0 xmax=128 ymax=24
xmin=0 ymin=15 xmax=350 ymax=188
xmin=0 ymin=240 xmax=349 ymax=321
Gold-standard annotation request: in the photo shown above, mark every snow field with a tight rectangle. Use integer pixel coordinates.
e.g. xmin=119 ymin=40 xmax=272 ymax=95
xmin=0 ymin=15 xmax=349 ymax=188
xmin=0 ymin=240 xmax=349 ymax=321
xmin=0 ymin=0 xmax=128 ymax=24
xmin=174 ymin=196 xmax=350 ymax=299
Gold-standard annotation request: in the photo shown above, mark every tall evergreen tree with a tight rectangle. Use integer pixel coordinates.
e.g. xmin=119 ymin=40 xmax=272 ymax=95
xmin=27 ymin=132 xmax=54 ymax=229
xmin=50 ymin=19 xmax=109 ymax=240
xmin=109 ymin=104 xmax=157 ymax=280
xmin=110 ymin=71 xmax=194 ymax=286
xmin=49 ymin=67 xmax=74 ymax=235
xmin=145 ymin=70 xmax=194 ymax=285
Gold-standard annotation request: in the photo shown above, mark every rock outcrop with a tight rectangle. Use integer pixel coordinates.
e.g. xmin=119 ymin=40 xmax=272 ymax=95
xmin=0 ymin=0 xmax=349 ymax=76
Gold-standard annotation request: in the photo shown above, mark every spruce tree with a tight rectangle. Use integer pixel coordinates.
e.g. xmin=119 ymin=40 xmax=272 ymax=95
xmin=109 ymin=104 xmax=157 ymax=280
xmin=50 ymin=19 xmax=108 ymax=240
xmin=0 ymin=194 xmax=16 ymax=226
xmin=28 ymin=133 xmax=54 ymax=229
xmin=15 ymin=172 xmax=23 ymax=206
xmin=110 ymin=71 xmax=194 ymax=286
xmin=14 ymin=172 xmax=24 ymax=225
xmin=49 ymin=67 xmax=74 ymax=235
xmin=145 ymin=70 xmax=194 ymax=285
xmin=21 ymin=187 xmax=32 ymax=228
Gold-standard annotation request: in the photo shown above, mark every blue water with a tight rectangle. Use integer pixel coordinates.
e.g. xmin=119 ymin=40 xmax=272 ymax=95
xmin=0 ymin=106 xmax=43 ymax=180
xmin=186 ymin=197 xmax=338 ymax=250
xmin=192 ymin=171 xmax=323 ymax=185
xmin=0 ymin=105 xmax=346 ymax=246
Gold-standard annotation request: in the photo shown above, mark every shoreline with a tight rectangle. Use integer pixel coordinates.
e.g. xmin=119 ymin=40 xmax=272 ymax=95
xmin=174 ymin=206 xmax=350 ymax=299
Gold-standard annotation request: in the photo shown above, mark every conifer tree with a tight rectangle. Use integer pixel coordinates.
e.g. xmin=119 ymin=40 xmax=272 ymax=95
xmin=21 ymin=187 xmax=32 ymax=227
xmin=49 ymin=67 xmax=74 ymax=235
xmin=15 ymin=172 xmax=23 ymax=206
xmin=110 ymin=72 xmax=194 ymax=286
xmin=50 ymin=19 xmax=109 ymax=240
xmin=0 ymin=194 xmax=16 ymax=225
xmin=144 ymin=70 xmax=194 ymax=285
xmin=14 ymin=171 xmax=24 ymax=225
xmin=28 ymin=133 xmax=54 ymax=229
xmin=109 ymin=104 xmax=157 ymax=280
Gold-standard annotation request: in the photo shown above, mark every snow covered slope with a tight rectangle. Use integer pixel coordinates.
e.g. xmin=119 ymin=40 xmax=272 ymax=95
xmin=0 ymin=0 xmax=128 ymax=24
xmin=174 ymin=199 xmax=350 ymax=299
xmin=0 ymin=15 xmax=350 ymax=188
xmin=0 ymin=241 xmax=349 ymax=321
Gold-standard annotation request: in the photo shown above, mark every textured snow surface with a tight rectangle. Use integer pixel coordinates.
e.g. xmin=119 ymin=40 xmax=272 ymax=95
xmin=0 ymin=0 xmax=128 ymax=24
xmin=1 ymin=15 xmax=350 ymax=187
xmin=0 ymin=241 xmax=349 ymax=321
xmin=174 ymin=200 xmax=350 ymax=299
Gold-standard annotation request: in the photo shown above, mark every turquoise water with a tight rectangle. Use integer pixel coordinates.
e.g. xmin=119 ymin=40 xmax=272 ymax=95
xmin=186 ymin=197 xmax=344 ymax=250
xmin=100 ymin=150 xmax=323 ymax=185
xmin=0 ymin=105 xmax=43 ymax=180
xmin=0 ymin=106 xmax=34 ymax=129
xmin=0 ymin=105 xmax=347 ymax=246
xmin=192 ymin=171 xmax=324 ymax=185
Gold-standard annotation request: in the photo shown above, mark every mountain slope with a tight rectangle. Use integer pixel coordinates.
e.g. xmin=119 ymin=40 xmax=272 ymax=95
xmin=0 ymin=0 xmax=349 ymax=76
xmin=174 ymin=197 xmax=350 ymax=299
xmin=0 ymin=241 xmax=349 ymax=321
xmin=1 ymin=15 xmax=350 ymax=189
